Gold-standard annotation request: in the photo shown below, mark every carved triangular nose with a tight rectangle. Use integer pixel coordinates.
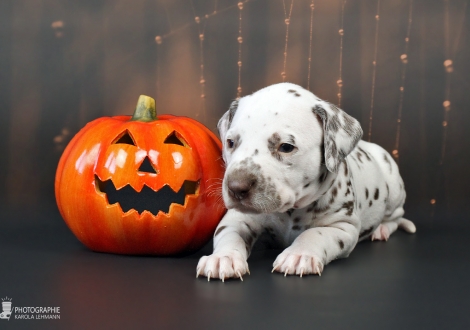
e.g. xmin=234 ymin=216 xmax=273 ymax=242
xmin=138 ymin=157 xmax=157 ymax=174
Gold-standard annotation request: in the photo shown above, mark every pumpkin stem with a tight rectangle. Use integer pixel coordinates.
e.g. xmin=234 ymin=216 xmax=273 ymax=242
xmin=131 ymin=95 xmax=157 ymax=122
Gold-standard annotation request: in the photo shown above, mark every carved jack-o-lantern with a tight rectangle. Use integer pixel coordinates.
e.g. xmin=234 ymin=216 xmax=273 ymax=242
xmin=55 ymin=95 xmax=225 ymax=255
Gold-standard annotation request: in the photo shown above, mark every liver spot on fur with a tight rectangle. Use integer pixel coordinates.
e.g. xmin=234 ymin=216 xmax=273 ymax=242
xmin=341 ymin=201 xmax=354 ymax=216
xmin=214 ymin=226 xmax=227 ymax=237
xmin=338 ymin=240 xmax=344 ymax=250
xmin=268 ymin=133 xmax=282 ymax=161
xmin=358 ymin=147 xmax=372 ymax=161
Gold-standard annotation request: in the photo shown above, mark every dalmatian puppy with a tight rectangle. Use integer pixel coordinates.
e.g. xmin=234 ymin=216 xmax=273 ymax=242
xmin=196 ymin=82 xmax=416 ymax=281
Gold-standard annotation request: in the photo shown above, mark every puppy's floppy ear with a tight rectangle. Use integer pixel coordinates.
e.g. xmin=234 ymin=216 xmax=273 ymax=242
xmin=313 ymin=103 xmax=363 ymax=173
xmin=217 ymin=99 xmax=239 ymax=141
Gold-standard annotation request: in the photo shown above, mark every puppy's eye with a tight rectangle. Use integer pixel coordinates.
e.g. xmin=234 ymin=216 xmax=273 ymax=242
xmin=227 ymin=139 xmax=235 ymax=149
xmin=278 ymin=143 xmax=295 ymax=153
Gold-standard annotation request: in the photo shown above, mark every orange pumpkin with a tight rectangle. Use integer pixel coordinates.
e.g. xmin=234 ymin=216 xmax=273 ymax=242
xmin=55 ymin=95 xmax=225 ymax=255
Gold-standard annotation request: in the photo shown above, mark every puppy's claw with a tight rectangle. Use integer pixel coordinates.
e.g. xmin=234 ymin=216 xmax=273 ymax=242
xmin=299 ymin=268 xmax=304 ymax=278
xmin=236 ymin=271 xmax=244 ymax=281
xmin=271 ymin=266 xmax=277 ymax=273
xmin=207 ymin=271 xmax=211 ymax=282
xmin=315 ymin=261 xmax=323 ymax=276
xmin=284 ymin=268 xmax=289 ymax=277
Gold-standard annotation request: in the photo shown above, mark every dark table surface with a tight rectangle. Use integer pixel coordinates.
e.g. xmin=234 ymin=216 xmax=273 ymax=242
xmin=1 ymin=205 xmax=469 ymax=330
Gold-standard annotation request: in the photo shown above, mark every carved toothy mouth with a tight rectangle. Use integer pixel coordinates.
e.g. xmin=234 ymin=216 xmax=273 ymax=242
xmin=94 ymin=175 xmax=199 ymax=215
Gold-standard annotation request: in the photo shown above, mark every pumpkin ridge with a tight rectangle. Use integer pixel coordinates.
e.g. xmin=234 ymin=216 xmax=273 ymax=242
xmin=55 ymin=117 xmax=122 ymax=216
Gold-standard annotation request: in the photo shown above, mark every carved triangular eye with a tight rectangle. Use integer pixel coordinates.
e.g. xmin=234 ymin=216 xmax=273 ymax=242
xmin=138 ymin=157 xmax=157 ymax=174
xmin=164 ymin=131 xmax=187 ymax=147
xmin=113 ymin=130 xmax=136 ymax=146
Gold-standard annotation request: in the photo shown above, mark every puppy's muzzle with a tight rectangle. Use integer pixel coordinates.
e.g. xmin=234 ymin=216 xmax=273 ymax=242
xmin=227 ymin=171 xmax=257 ymax=201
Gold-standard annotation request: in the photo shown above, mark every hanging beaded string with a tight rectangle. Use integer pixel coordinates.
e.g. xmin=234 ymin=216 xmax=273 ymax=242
xmin=367 ymin=0 xmax=381 ymax=142
xmin=189 ymin=0 xmax=210 ymax=121
xmin=281 ymin=0 xmax=295 ymax=82
xmin=156 ymin=36 xmax=162 ymax=100
xmin=393 ymin=0 xmax=414 ymax=164
xmin=307 ymin=0 xmax=315 ymax=91
xmin=441 ymin=0 xmax=454 ymax=166
xmin=156 ymin=1 xmax=255 ymax=42
xmin=337 ymin=0 xmax=346 ymax=107
xmin=237 ymin=2 xmax=244 ymax=98
xmin=155 ymin=1 xmax=254 ymax=111
xmin=431 ymin=0 xmax=467 ymax=214
xmin=155 ymin=3 xmax=174 ymax=100
xmin=431 ymin=0 xmax=453 ymax=214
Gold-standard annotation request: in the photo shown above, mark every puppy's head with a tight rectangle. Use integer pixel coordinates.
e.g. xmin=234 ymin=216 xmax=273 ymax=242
xmin=218 ymin=83 xmax=362 ymax=214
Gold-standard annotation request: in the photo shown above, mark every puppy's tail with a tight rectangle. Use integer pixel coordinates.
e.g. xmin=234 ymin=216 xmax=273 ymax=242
xmin=398 ymin=218 xmax=416 ymax=234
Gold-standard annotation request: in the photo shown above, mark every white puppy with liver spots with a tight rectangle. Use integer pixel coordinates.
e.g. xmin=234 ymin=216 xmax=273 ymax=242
xmin=197 ymin=83 xmax=416 ymax=281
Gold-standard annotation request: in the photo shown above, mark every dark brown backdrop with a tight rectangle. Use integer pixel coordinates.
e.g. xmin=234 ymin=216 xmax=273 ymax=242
xmin=0 ymin=0 xmax=469 ymax=222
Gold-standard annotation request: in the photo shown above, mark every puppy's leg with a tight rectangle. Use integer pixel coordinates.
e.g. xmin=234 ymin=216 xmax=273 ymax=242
xmin=273 ymin=220 xmax=359 ymax=277
xmin=371 ymin=206 xmax=416 ymax=241
xmin=196 ymin=209 xmax=264 ymax=282
xmin=371 ymin=222 xmax=397 ymax=241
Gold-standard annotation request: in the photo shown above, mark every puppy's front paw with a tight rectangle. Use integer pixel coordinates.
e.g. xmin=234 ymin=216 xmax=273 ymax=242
xmin=272 ymin=248 xmax=324 ymax=277
xmin=196 ymin=251 xmax=249 ymax=282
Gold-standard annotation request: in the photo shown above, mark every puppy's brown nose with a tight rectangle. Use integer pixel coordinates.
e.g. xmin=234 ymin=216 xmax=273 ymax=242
xmin=228 ymin=178 xmax=256 ymax=201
